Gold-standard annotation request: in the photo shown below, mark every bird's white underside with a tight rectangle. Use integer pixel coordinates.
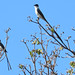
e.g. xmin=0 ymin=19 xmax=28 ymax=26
xmin=0 ymin=46 xmax=3 ymax=50
xmin=34 ymin=6 xmax=44 ymax=20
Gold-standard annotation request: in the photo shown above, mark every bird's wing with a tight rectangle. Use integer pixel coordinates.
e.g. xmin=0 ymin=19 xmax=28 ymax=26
xmin=0 ymin=43 xmax=7 ymax=52
xmin=37 ymin=8 xmax=46 ymax=21
xmin=0 ymin=43 xmax=5 ymax=49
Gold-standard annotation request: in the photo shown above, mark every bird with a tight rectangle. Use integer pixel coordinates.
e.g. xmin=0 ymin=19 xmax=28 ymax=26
xmin=0 ymin=40 xmax=7 ymax=52
xmin=0 ymin=40 xmax=12 ymax=70
xmin=34 ymin=4 xmax=68 ymax=49
xmin=34 ymin=4 xmax=50 ymax=25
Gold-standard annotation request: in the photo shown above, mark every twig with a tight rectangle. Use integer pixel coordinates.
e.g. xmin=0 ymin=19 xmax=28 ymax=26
xmin=45 ymin=20 xmax=67 ymax=48
xmin=31 ymin=20 xmax=75 ymax=55
xmin=5 ymin=28 xmax=12 ymax=70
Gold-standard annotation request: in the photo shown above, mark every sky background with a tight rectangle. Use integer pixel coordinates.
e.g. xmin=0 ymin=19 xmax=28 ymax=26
xmin=0 ymin=0 xmax=75 ymax=75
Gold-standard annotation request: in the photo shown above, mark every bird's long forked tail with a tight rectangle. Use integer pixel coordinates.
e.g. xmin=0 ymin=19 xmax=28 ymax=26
xmin=44 ymin=18 xmax=67 ymax=48
xmin=5 ymin=52 xmax=12 ymax=70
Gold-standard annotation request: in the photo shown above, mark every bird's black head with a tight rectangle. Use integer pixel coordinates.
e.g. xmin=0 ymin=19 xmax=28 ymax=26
xmin=34 ymin=4 xmax=39 ymax=7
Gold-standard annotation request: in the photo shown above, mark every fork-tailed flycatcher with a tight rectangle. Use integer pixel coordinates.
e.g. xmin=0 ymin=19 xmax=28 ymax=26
xmin=34 ymin=4 xmax=52 ymax=28
xmin=34 ymin=4 xmax=68 ymax=48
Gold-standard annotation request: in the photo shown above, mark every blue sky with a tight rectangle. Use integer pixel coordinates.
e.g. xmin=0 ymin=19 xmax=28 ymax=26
xmin=0 ymin=0 xmax=75 ymax=75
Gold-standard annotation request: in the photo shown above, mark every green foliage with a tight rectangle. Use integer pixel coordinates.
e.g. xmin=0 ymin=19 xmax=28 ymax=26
xmin=19 ymin=64 xmax=23 ymax=69
xmin=59 ymin=46 xmax=63 ymax=50
xmin=30 ymin=49 xmax=43 ymax=57
xmin=70 ymin=61 xmax=75 ymax=68
xmin=36 ymin=49 xmax=43 ymax=55
xmin=32 ymin=40 xmax=37 ymax=44
xmin=32 ymin=38 xmax=40 ymax=45
xmin=67 ymin=69 xmax=73 ymax=74
xmin=51 ymin=28 xmax=54 ymax=33
xmin=30 ymin=51 xmax=33 ymax=57
xmin=67 ymin=61 xmax=75 ymax=74
xmin=46 ymin=60 xmax=51 ymax=64
xmin=37 ymin=40 xmax=40 ymax=45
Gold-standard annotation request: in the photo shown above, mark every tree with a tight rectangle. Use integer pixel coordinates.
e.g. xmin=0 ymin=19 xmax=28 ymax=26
xmin=19 ymin=16 xmax=75 ymax=75
xmin=0 ymin=28 xmax=12 ymax=70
